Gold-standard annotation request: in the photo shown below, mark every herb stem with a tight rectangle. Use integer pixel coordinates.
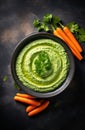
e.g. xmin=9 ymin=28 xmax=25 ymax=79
xmin=59 ymin=22 xmax=64 ymax=28
xmin=51 ymin=24 xmax=55 ymax=31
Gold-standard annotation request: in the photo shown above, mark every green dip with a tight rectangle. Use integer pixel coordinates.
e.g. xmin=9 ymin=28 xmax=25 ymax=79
xmin=16 ymin=39 xmax=70 ymax=92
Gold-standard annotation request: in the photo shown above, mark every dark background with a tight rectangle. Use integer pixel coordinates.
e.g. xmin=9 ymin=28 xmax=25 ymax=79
xmin=0 ymin=0 xmax=85 ymax=130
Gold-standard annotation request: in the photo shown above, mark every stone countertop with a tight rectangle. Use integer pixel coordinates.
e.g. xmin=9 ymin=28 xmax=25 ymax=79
xmin=0 ymin=0 xmax=85 ymax=130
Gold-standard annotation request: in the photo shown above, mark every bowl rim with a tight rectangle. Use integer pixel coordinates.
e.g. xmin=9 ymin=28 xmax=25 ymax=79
xmin=11 ymin=32 xmax=75 ymax=98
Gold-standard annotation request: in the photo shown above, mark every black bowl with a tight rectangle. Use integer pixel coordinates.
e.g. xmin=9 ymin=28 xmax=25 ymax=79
xmin=11 ymin=32 xmax=75 ymax=98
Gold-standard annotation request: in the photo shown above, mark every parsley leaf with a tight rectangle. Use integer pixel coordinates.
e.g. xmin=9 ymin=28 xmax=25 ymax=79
xmin=33 ymin=19 xmax=49 ymax=32
xmin=14 ymin=82 xmax=20 ymax=90
xmin=3 ymin=75 xmax=8 ymax=82
xmin=67 ymin=21 xmax=79 ymax=33
xmin=43 ymin=13 xmax=53 ymax=23
xmin=34 ymin=51 xmax=53 ymax=78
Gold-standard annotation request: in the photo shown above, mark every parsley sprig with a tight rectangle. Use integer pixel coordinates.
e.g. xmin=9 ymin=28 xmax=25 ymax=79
xmin=33 ymin=13 xmax=85 ymax=43
xmin=34 ymin=51 xmax=53 ymax=78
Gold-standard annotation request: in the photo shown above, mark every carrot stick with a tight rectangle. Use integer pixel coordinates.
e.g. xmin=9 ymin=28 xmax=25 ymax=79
xmin=56 ymin=27 xmax=83 ymax=60
xmin=28 ymin=100 xmax=50 ymax=116
xmin=26 ymin=100 xmax=44 ymax=113
xmin=63 ymin=26 xmax=83 ymax=53
xmin=14 ymin=96 xmax=41 ymax=106
xmin=26 ymin=105 xmax=37 ymax=113
xmin=53 ymin=29 xmax=83 ymax=60
xmin=16 ymin=93 xmax=36 ymax=99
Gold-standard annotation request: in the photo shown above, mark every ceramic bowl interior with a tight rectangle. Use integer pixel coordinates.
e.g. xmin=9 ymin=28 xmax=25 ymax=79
xmin=11 ymin=32 xmax=75 ymax=98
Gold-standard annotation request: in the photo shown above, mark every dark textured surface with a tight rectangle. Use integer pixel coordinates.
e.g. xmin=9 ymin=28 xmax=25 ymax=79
xmin=0 ymin=0 xmax=85 ymax=130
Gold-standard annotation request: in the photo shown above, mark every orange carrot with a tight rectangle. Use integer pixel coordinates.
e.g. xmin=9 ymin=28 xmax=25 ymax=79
xmin=70 ymin=47 xmax=83 ymax=60
xmin=28 ymin=100 xmax=50 ymax=116
xmin=56 ymin=27 xmax=83 ymax=60
xmin=14 ymin=96 xmax=41 ymax=106
xmin=53 ymin=30 xmax=66 ymax=41
xmin=26 ymin=105 xmax=37 ymax=113
xmin=53 ymin=29 xmax=83 ymax=60
xmin=16 ymin=93 xmax=36 ymax=99
xmin=63 ymin=26 xmax=83 ymax=53
xmin=26 ymin=100 xmax=44 ymax=113
xmin=56 ymin=27 xmax=78 ymax=52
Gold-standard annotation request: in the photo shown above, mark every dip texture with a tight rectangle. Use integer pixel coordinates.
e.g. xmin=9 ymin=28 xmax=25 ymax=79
xmin=15 ymin=39 xmax=70 ymax=92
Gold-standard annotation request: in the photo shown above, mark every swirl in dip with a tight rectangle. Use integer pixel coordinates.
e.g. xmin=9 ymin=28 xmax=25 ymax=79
xmin=15 ymin=39 xmax=70 ymax=92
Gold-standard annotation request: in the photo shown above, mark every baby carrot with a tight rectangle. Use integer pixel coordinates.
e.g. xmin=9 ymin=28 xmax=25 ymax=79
xmin=28 ymin=100 xmax=50 ymax=117
xmin=26 ymin=105 xmax=37 ymax=113
xmin=26 ymin=100 xmax=44 ymax=113
xmin=63 ymin=26 xmax=83 ymax=53
xmin=14 ymin=96 xmax=41 ymax=106
xmin=16 ymin=93 xmax=36 ymax=99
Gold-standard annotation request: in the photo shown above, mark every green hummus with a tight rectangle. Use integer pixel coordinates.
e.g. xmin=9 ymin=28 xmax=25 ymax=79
xmin=16 ymin=39 xmax=70 ymax=92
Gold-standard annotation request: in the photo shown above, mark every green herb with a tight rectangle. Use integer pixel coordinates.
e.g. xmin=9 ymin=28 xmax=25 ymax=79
xmin=78 ymin=28 xmax=85 ymax=42
xmin=43 ymin=13 xmax=61 ymax=30
xmin=43 ymin=13 xmax=53 ymax=23
xmin=3 ymin=75 xmax=8 ymax=82
xmin=34 ymin=51 xmax=53 ymax=78
xmin=67 ymin=21 xmax=79 ymax=33
xmin=14 ymin=82 xmax=20 ymax=90
xmin=33 ymin=19 xmax=49 ymax=32
xmin=33 ymin=13 xmax=61 ymax=32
